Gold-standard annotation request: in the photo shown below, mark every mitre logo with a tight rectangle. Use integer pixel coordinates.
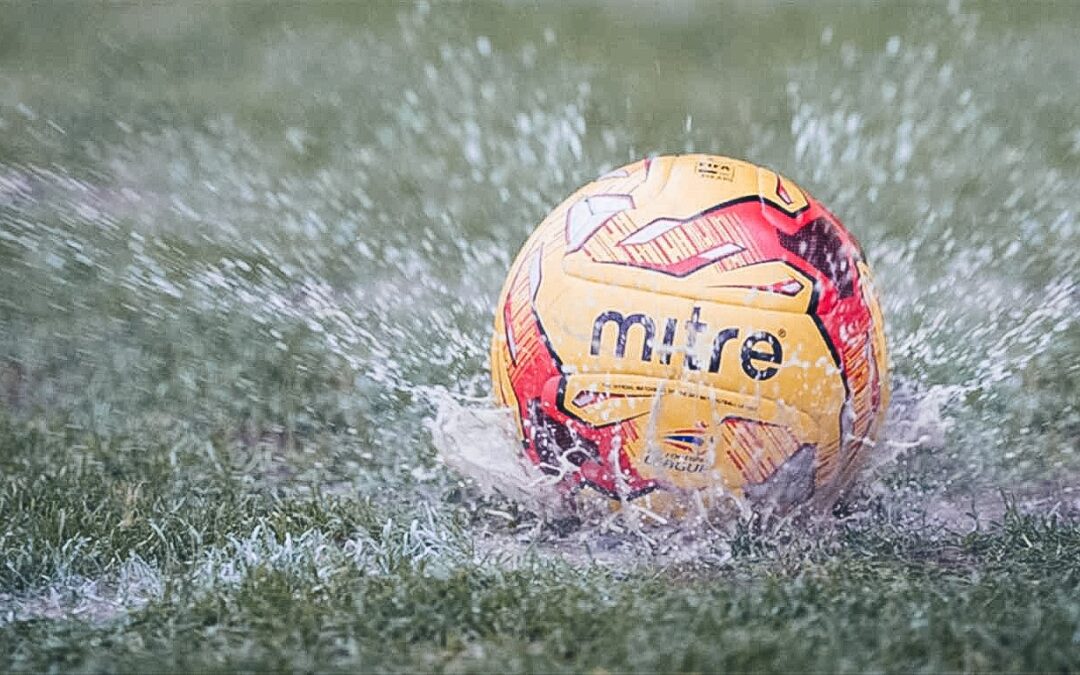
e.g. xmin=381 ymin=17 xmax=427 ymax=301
xmin=589 ymin=307 xmax=783 ymax=380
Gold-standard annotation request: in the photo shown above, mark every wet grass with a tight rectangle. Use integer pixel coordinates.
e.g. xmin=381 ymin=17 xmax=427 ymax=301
xmin=1 ymin=1 xmax=1078 ymax=671
xmin=2 ymin=409 xmax=1079 ymax=672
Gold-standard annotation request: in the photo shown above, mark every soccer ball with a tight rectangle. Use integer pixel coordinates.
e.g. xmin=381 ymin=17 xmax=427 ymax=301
xmin=490 ymin=154 xmax=889 ymax=516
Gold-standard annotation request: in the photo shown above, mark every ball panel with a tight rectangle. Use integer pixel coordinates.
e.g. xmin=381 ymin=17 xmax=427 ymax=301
xmin=532 ymin=268 xmax=847 ymax=417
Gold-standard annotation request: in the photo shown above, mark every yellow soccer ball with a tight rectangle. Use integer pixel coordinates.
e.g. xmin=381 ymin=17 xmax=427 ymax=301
xmin=491 ymin=154 xmax=889 ymax=516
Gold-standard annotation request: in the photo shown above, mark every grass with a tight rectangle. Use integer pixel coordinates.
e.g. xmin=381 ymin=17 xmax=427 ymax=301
xmin=1 ymin=1 xmax=1078 ymax=671
xmin=2 ymin=408 xmax=1078 ymax=672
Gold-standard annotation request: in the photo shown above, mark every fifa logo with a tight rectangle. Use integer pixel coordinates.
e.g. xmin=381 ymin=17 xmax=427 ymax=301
xmin=589 ymin=307 xmax=783 ymax=380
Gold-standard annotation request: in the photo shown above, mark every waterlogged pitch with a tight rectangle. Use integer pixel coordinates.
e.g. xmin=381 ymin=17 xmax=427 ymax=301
xmin=1 ymin=3 xmax=1079 ymax=671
